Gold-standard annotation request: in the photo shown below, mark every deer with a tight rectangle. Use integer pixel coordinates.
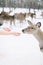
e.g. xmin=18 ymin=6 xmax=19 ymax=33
xmin=14 ymin=13 xmax=26 ymax=24
xmin=26 ymin=12 xmax=36 ymax=18
xmin=2 ymin=14 xmax=15 ymax=25
xmin=0 ymin=8 xmax=12 ymax=17
xmin=0 ymin=8 xmax=14 ymax=26
xmin=22 ymin=21 xmax=43 ymax=52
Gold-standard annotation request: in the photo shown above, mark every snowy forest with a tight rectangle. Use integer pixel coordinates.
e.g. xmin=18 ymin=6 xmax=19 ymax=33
xmin=0 ymin=0 xmax=43 ymax=9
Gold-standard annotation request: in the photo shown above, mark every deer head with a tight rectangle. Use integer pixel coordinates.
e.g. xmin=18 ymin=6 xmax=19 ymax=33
xmin=22 ymin=21 xmax=43 ymax=52
xmin=22 ymin=21 xmax=41 ymax=34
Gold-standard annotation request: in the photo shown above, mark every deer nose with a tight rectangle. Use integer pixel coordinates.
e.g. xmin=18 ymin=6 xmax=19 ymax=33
xmin=22 ymin=30 xmax=24 ymax=32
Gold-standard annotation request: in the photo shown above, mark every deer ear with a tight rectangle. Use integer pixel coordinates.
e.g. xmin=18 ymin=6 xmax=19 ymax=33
xmin=36 ymin=22 xmax=41 ymax=28
xmin=27 ymin=20 xmax=33 ymax=25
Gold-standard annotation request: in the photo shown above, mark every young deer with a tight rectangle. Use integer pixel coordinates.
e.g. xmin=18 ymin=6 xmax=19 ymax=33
xmin=22 ymin=21 xmax=43 ymax=52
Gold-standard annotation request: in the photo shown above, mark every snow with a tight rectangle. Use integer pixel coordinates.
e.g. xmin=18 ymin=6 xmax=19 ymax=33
xmin=0 ymin=34 xmax=42 ymax=65
xmin=0 ymin=8 xmax=43 ymax=65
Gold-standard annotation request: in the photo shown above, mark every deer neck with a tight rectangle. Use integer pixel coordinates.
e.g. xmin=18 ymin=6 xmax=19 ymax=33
xmin=33 ymin=29 xmax=43 ymax=48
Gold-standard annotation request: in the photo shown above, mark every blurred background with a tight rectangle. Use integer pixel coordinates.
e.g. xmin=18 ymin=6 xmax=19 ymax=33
xmin=0 ymin=0 xmax=43 ymax=9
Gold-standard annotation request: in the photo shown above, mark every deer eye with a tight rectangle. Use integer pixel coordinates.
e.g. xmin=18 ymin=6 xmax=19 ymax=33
xmin=31 ymin=27 xmax=33 ymax=29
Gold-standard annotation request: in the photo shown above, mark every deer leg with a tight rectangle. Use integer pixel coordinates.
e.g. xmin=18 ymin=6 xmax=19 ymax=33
xmin=20 ymin=20 xmax=23 ymax=28
xmin=9 ymin=20 xmax=12 ymax=28
xmin=13 ymin=19 xmax=15 ymax=26
xmin=10 ymin=20 xmax=12 ymax=26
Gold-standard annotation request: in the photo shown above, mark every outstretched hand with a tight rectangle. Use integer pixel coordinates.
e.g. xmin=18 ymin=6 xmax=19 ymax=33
xmin=3 ymin=27 xmax=11 ymax=32
xmin=3 ymin=27 xmax=21 ymax=36
xmin=13 ymin=32 xmax=21 ymax=36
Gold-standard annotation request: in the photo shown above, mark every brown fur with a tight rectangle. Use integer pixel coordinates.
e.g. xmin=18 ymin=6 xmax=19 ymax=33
xmin=14 ymin=13 xmax=26 ymax=23
xmin=22 ymin=21 xmax=43 ymax=52
xmin=0 ymin=11 xmax=15 ymax=25
xmin=0 ymin=12 xmax=26 ymax=25
xmin=26 ymin=12 xmax=36 ymax=18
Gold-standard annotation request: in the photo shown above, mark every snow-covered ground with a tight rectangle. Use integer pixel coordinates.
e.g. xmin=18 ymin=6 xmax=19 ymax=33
xmin=0 ymin=8 xmax=43 ymax=65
